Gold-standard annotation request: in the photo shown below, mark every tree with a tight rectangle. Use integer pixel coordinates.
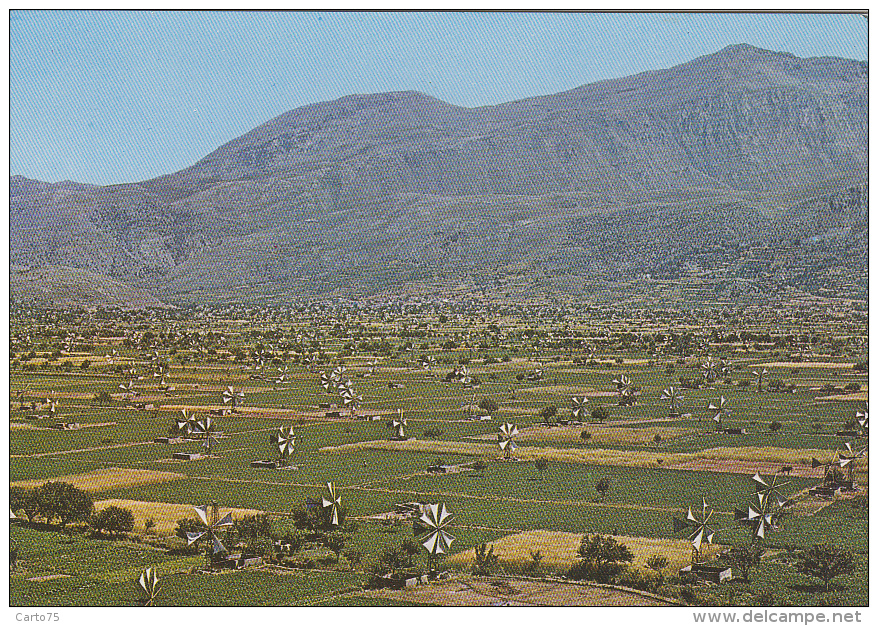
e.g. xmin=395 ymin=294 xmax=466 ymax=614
xmin=719 ymin=543 xmax=765 ymax=583
xmin=478 ymin=397 xmax=498 ymax=414
xmin=769 ymin=420 xmax=782 ymax=432
xmin=534 ymin=457 xmax=549 ymax=479
xmin=796 ymin=544 xmax=856 ymax=592
xmin=473 ymin=543 xmax=500 ymax=576
xmin=10 ymin=486 xmax=40 ymax=523
xmin=568 ymin=534 xmax=634 ymax=583
xmin=591 ymin=406 xmax=610 ymax=423
xmin=36 ymin=482 xmax=94 ymax=528
xmin=325 ymin=531 xmax=346 ymax=563
xmin=91 ymin=505 xmax=135 ymax=537
xmin=539 ymin=404 xmax=558 ymax=422
xmin=646 ymin=554 xmax=669 ymax=582
xmin=595 ymin=477 xmax=611 ymax=502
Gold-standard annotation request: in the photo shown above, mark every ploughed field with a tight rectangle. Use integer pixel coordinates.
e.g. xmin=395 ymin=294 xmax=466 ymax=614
xmin=9 ymin=307 xmax=868 ymax=606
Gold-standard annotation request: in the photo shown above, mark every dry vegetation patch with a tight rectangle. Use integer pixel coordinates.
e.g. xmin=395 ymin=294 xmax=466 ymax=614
xmin=93 ymin=499 xmax=262 ymax=535
xmin=448 ymin=530 xmax=711 ymax=577
xmin=11 ymin=468 xmax=185 ymax=493
xmin=470 ymin=424 xmax=694 ymax=446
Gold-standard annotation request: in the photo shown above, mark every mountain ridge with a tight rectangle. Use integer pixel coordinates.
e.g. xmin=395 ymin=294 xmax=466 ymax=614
xmin=10 ymin=45 xmax=868 ymax=307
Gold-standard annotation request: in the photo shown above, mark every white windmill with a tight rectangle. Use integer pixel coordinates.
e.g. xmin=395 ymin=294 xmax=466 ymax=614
xmin=186 ymin=502 xmax=234 ymax=559
xmin=571 ymin=396 xmax=589 ymax=421
xmin=673 ymin=496 xmax=717 ymax=563
xmin=390 ymin=409 xmax=407 ymax=440
xmin=272 ymin=425 xmax=296 ymax=466
xmin=661 ymin=386 xmax=684 ymax=417
xmin=734 ymin=471 xmax=792 ymax=542
xmin=321 ymin=482 xmax=342 ymax=527
xmin=417 ymin=503 xmax=455 ymax=573
xmin=498 ymin=421 xmax=519 ymax=459
xmin=222 ymin=385 xmax=245 ymax=412
xmin=752 ymin=367 xmax=769 ymax=393
xmin=708 ymin=396 xmax=729 ymax=431
xmin=194 ymin=417 xmax=221 ymax=455
xmin=138 ymin=568 xmax=161 ymax=606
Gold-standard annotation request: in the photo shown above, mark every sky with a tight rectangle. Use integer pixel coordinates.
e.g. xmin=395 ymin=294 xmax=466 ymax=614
xmin=9 ymin=10 xmax=868 ymax=186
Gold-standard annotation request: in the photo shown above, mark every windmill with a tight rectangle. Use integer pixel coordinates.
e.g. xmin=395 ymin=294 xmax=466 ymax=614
xmin=734 ymin=471 xmax=792 ymax=542
xmin=613 ymin=374 xmax=635 ymax=406
xmin=421 ymin=355 xmax=436 ymax=372
xmin=222 ymin=385 xmax=244 ymax=411
xmin=365 ymin=361 xmax=376 ymax=377
xmin=708 ymin=396 xmax=729 ymax=431
xmin=186 ymin=502 xmax=234 ymax=560
xmin=275 ymin=365 xmax=289 ymax=386
xmin=153 ymin=365 xmax=168 ymax=390
xmin=498 ymin=421 xmax=519 ymax=459
xmin=106 ymin=349 xmax=118 ymax=365
xmin=321 ymin=482 xmax=342 ymax=527
xmin=320 ymin=372 xmax=332 ymax=392
xmin=194 ymin=417 xmax=221 ymax=455
xmin=416 ymin=503 xmax=455 ymax=573
xmin=390 ymin=409 xmax=407 ymax=440
xmin=838 ymin=441 xmax=868 ymax=487
xmin=672 ymin=497 xmax=717 ymax=563
xmin=173 ymin=409 xmax=198 ymax=438
xmin=571 ymin=396 xmax=589 ymax=421
xmin=856 ymin=406 xmax=868 ymax=434
xmin=661 ymin=387 xmax=684 ymax=417
xmin=701 ymin=356 xmax=718 ymax=383
xmin=138 ymin=568 xmax=161 ymax=606
xmin=44 ymin=396 xmax=57 ymax=419
xmin=119 ymin=379 xmax=137 ymax=401
xmin=752 ymin=367 xmax=769 ymax=393
xmin=272 ymin=425 xmax=296 ymax=465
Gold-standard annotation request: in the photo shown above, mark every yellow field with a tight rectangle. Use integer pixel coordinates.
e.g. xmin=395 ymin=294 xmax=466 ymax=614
xmin=94 ymin=499 xmax=262 ymax=535
xmin=321 ymin=440 xmax=839 ymax=472
xmin=471 ymin=424 xmax=694 ymax=446
xmin=756 ymin=362 xmax=858 ymax=369
xmin=11 ymin=468 xmax=185 ymax=492
xmin=448 ymin=530 xmax=711 ymax=575
xmin=816 ymin=392 xmax=869 ymax=402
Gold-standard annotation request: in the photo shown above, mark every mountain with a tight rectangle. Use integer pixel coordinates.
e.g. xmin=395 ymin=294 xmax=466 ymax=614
xmin=10 ymin=44 xmax=868 ymax=307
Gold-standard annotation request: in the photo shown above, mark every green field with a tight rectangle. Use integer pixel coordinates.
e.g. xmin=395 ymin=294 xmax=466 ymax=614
xmin=9 ymin=303 xmax=868 ymax=606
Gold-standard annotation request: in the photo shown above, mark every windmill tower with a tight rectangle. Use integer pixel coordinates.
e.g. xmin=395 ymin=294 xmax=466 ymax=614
xmin=415 ymin=503 xmax=455 ymax=574
xmin=673 ymin=497 xmax=718 ymax=564
xmin=186 ymin=502 xmax=234 ymax=565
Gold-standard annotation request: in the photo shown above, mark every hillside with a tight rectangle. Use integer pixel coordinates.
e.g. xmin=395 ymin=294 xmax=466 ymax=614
xmin=9 ymin=44 xmax=868 ymax=307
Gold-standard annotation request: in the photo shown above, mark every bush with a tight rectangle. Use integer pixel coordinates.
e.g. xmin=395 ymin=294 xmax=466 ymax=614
xmin=422 ymin=427 xmax=445 ymax=439
xmin=473 ymin=543 xmax=500 ymax=576
xmin=36 ymin=482 xmax=94 ymax=528
xmin=796 ymin=544 xmax=856 ymax=591
xmin=769 ymin=420 xmax=782 ymax=432
xmin=568 ymin=534 xmax=633 ymax=583
xmin=478 ymin=397 xmax=498 ymax=414
xmin=539 ymin=405 xmax=558 ymax=421
xmin=595 ymin=477 xmax=611 ymax=502
xmin=844 ymin=383 xmax=861 ymax=392
xmin=590 ymin=406 xmax=610 ymax=423
xmin=91 ymin=505 xmax=135 ymax=537
xmin=580 ymin=430 xmax=592 ymax=441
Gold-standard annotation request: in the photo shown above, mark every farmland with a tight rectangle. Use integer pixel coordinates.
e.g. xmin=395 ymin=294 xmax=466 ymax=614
xmin=8 ymin=301 xmax=868 ymax=606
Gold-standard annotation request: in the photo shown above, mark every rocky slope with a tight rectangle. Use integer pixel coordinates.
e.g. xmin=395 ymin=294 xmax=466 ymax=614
xmin=10 ymin=45 xmax=867 ymax=306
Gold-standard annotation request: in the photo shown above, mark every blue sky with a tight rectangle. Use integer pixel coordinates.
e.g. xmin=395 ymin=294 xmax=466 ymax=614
xmin=10 ymin=11 xmax=867 ymax=186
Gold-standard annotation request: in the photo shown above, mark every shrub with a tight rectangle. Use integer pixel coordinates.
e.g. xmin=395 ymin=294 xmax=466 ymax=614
xmin=36 ymin=482 xmax=94 ymax=528
xmin=478 ymin=397 xmax=498 ymax=414
xmin=567 ymin=534 xmax=633 ymax=583
xmin=580 ymin=430 xmax=592 ymax=441
xmin=590 ymin=406 xmax=610 ymax=423
xmin=719 ymin=543 xmax=765 ymax=583
xmin=796 ymin=544 xmax=856 ymax=591
xmin=769 ymin=420 xmax=782 ymax=432
xmin=595 ymin=477 xmax=611 ymax=502
xmin=91 ymin=505 xmax=135 ymax=537
xmin=473 ymin=543 xmax=500 ymax=576
xmin=422 ymin=427 xmax=445 ymax=439
xmin=539 ymin=405 xmax=558 ymax=421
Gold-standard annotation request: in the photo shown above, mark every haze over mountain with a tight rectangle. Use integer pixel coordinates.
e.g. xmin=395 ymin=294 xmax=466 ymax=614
xmin=10 ymin=44 xmax=867 ymax=307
